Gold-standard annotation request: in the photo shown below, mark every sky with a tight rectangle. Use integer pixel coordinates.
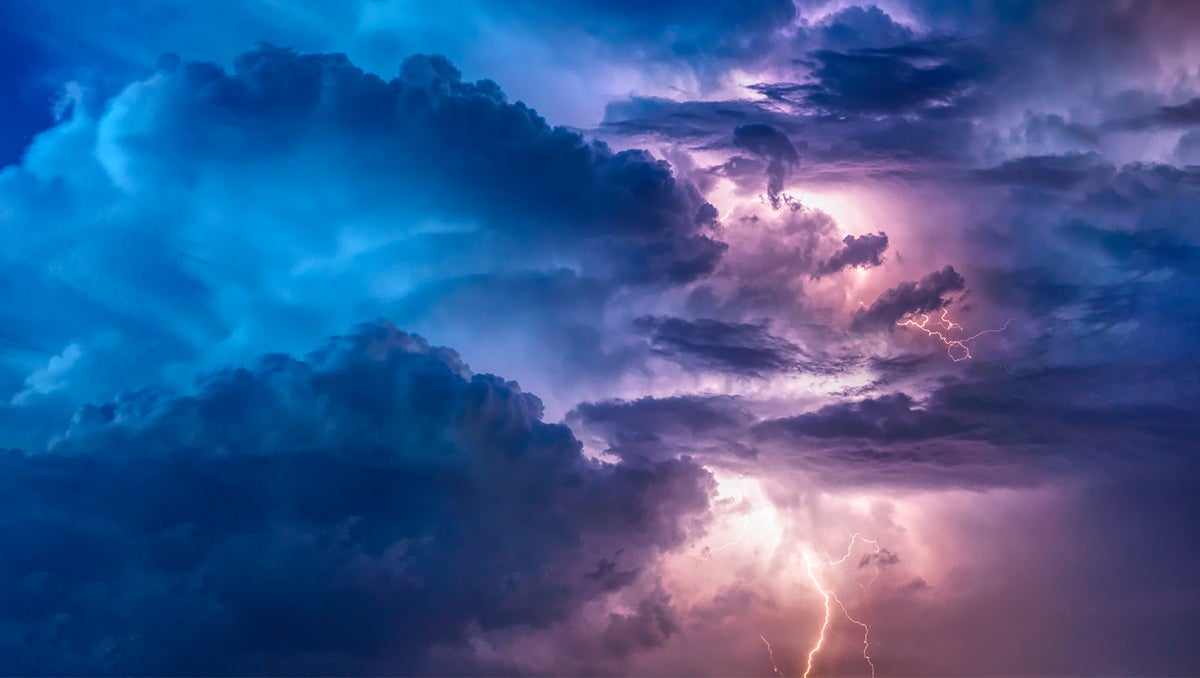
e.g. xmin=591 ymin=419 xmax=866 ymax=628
xmin=1 ymin=0 xmax=1199 ymax=675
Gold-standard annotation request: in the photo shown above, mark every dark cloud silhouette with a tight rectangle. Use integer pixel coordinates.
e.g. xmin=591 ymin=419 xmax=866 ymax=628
xmin=817 ymin=5 xmax=915 ymax=50
xmin=634 ymin=316 xmax=800 ymax=376
xmin=733 ymin=123 xmax=799 ymax=209
xmin=569 ymin=395 xmax=756 ymax=463
xmin=814 ymin=231 xmax=889 ymax=277
xmin=797 ymin=39 xmax=991 ymax=116
xmin=573 ymin=395 xmax=752 ymax=437
xmin=126 ymin=46 xmax=723 ymax=283
xmin=973 ymin=153 xmax=1111 ymax=191
xmin=1108 ymin=98 xmax=1200 ymax=131
xmin=600 ymin=589 xmax=679 ymax=655
xmin=852 ymin=266 xmax=967 ymax=331
xmin=754 ymin=392 xmax=973 ymax=443
xmin=0 ymin=323 xmax=713 ymax=674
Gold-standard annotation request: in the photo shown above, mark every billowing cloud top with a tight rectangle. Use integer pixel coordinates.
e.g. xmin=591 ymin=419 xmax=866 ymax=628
xmin=3 ymin=323 xmax=712 ymax=673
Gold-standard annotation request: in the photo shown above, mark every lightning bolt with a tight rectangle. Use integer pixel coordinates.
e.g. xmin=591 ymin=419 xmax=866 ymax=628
xmin=694 ymin=506 xmax=884 ymax=677
xmin=802 ymin=534 xmax=883 ymax=678
xmin=827 ymin=533 xmax=882 ymax=590
xmin=802 ymin=553 xmax=833 ymax=678
xmin=896 ymin=308 xmax=1011 ymax=362
xmin=761 ymin=635 xmax=784 ymax=676
xmin=697 ymin=516 xmax=751 ymax=561
xmin=831 ymin=593 xmax=875 ymax=678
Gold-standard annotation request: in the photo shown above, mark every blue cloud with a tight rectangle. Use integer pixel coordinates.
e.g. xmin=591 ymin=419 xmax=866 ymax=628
xmin=0 ymin=46 xmax=722 ymax=447
xmin=0 ymin=322 xmax=712 ymax=673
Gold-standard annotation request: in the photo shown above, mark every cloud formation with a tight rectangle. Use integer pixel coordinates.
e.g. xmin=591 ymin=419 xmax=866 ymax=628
xmin=814 ymin=231 xmax=889 ymax=277
xmin=635 ymin=316 xmax=801 ymax=377
xmin=0 ymin=323 xmax=712 ymax=674
xmin=852 ymin=266 xmax=967 ymax=331
xmin=3 ymin=1 xmax=1200 ymax=674
xmin=733 ymin=123 xmax=799 ymax=208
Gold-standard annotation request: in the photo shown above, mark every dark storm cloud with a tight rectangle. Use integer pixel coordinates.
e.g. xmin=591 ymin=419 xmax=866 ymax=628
xmin=814 ymin=231 xmax=889 ymax=277
xmin=852 ymin=265 xmax=966 ymax=331
xmin=569 ymin=395 xmax=756 ymax=463
xmin=973 ymin=153 xmax=1111 ymax=191
xmin=1063 ymin=223 xmax=1200 ymax=273
xmin=816 ymin=5 xmax=916 ymax=50
xmin=572 ymin=395 xmax=753 ymax=438
xmin=796 ymin=38 xmax=991 ymax=117
xmin=634 ymin=316 xmax=800 ymax=376
xmin=754 ymin=392 xmax=972 ymax=443
xmin=0 ymin=323 xmax=713 ymax=674
xmin=602 ymin=96 xmax=777 ymax=140
xmin=921 ymin=367 xmax=1200 ymax=446
xmin=739 ymin=364 xmax=1200 ymax=489
xmin=601 ymin=38 xmax=991 ymax=170
xmin=115 ymin=46 xmax=721 ymax=282
xmin=1107 ymin=98 xmax=1200 ymax=132
xmin=964 ymin=157 xmax=1200 ymax=375
xmin=733 ymin=123 xmax=800 ymax=209
xmin=0 ymin=44 xmax=733 ymax=450
xmin=600 ymin=589 xmax=680 ymax=655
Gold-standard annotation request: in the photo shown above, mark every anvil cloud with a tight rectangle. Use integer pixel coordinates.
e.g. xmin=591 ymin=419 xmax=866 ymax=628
xmin=2 ymin=1 xmax=1199 ymax=675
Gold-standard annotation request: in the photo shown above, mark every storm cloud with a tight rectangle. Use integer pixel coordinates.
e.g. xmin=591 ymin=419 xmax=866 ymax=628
xmin=814 ymin=231 xmax=889 ymax=277
xmin=0 ymin=323 xmax=712 ymax=674
xmin=4 ymin=1 xmax=1200 ymax=674
xmin=852 ymin=265 xmax=967 ymax=331
xmin=733 ymin=123 xmax=800 ymax=208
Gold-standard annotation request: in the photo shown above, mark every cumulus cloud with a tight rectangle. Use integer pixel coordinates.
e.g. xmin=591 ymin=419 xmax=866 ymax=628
xmin=0 ymin=322 xmax=713 ymax=674
xmin=0 ymin=45 xmax=730 ymax=446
